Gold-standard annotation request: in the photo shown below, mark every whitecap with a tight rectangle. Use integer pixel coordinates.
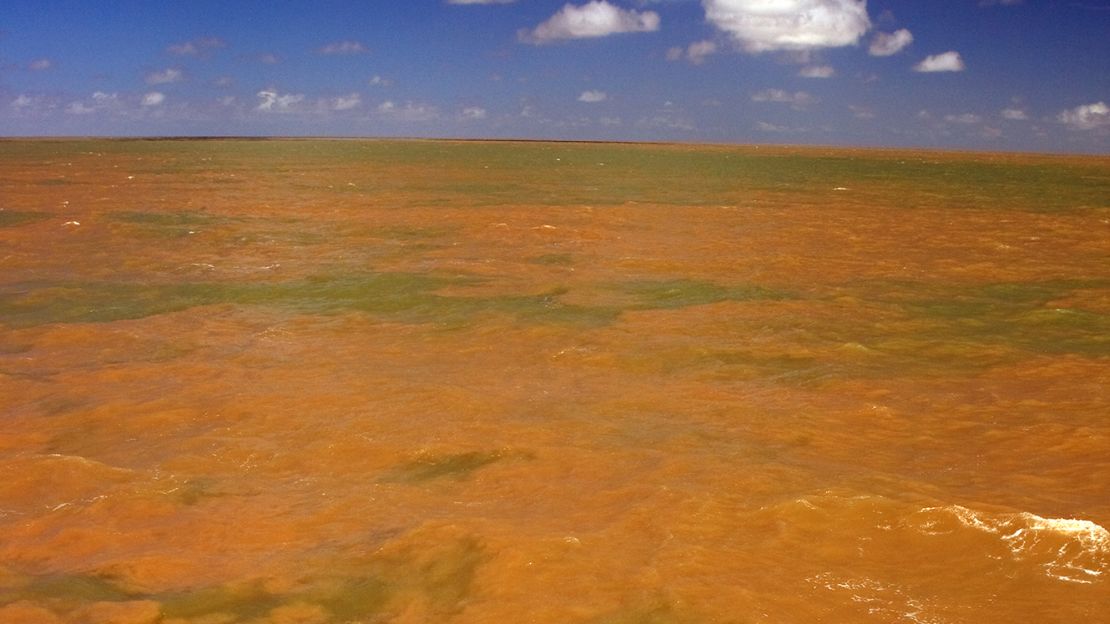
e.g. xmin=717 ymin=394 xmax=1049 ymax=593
xmin=915 ymin=505 xmax=1109 ymax=584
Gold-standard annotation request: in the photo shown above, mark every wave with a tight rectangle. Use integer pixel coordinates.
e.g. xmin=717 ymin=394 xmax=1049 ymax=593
xmin=913 ymin=505 xmax=1108 ymax=585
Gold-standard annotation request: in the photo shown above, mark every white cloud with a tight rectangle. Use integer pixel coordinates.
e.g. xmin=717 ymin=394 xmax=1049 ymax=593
xmin=869 ymin=28 xmax=913 ymax=56
xmin=703 ymin=0 xmax=871 ymax=53
xmin=28 ymin=58 xmax=52 ymax=71
xmin=146 ymin=68 xmax=184 ymax=85
xmin=461 ymin=106 xmax=488 ymax=120
xmin=330 ymin=93 xmax=361 ymax=111
xmin=168 ymin=37 xmax=225 ymax=56
xmin=914 ymin=51 xmax=965 ymax=73
xmin=1001 ymin=107 xmax=1028 ymax=121
xmin=520 ymin=1 xmax=660 ymax=44
xmin=578 ymin=90 xmax=608 ymax=103
xmin=141 ymin=92 xmax=166 ymax=107
xmin=668 ymin=40 xmax=718 ymax=64
xmin=369 ymin=75 xmax=393 ymax=87
xmin=799 ymin=64 xmax=835 ymax=78
xmin=752 ymin=88 xmax=816 ymax=109
xmin=318 ymin=41 xmax=368 ymax=55
xmin=1057 ymin=102 xmax=1109 ymax=131
xmin=255 ymin=89 xmax=305 ymax=112
xmin=377 ymin=101 xmax=439 ymax=121
xmin=66 ymin=102 xmax=96 ymax=115
xmin=849 ymin=104 xmax=875 ymax=119
xmin=11 ymin=94 xmax=35 ymax=108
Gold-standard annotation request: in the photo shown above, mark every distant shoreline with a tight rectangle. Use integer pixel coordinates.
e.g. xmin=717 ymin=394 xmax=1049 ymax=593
xmin=1 ymin=135 xmax=1106 ymax=161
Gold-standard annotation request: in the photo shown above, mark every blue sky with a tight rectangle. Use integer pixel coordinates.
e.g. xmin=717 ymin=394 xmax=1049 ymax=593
xmin=1 ymin=0 xmax=1107 ymax=153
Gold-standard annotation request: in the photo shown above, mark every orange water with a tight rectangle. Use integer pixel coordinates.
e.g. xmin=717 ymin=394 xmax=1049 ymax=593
xmin=1 ymin=140 xmax=1108 ymax=623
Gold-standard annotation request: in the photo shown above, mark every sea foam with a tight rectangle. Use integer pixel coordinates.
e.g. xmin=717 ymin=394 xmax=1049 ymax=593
xmin=917 ymin=505 xmax=1109 ymax=585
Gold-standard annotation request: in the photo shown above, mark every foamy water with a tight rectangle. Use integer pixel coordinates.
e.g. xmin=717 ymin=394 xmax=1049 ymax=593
xmin=1 ymin=140 xmax=1108 ymax=622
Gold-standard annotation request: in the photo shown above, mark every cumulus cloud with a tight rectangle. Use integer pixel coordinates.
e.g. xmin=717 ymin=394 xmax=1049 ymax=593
xmin=667 ymin=40 xmax=718 ymax=64
xmin=28 ymin=58 xmax=52 ymax=70
xmin=914 ymin=51 xmax=965 ymax=72
xmin=318 ymin=41 xmax=368 ymax=55
xmin=520 ymin=1 xmax=660 ymax=44
xmin=1001 ymin=107 xmax=1028 ymax=121
xmin=146 ymin=68 xmax=184 ymax=85
xmin=799 ymin=64 xmax=835 ymax=78
xmin=703 ymin=0 xmax=871 ymax=53
xmin=1057 ymin=102 xmax=1109 ymax=130
xmin=255 ymin=89 xmax=305 ymax=112
xmin=329 ymin=93 xmax=361 ymax=111
xmin=168 ymin=37 xmax=225 ymax=56
xmin=752 ymin=88 xmax=816 ymax=109
xmin=868 ymin=28 xmax=912 ymax=56
xmin=578 ymin=90 xmax=608 ymax=103
xmin=65 ymin=91 xmax=120 ymax=115
xmin=141 ymin=92 xmax=165 ymax=107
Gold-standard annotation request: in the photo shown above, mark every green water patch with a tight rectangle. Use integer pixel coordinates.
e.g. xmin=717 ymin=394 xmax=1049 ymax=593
xmin=381 ymin=449 xmax=533 ymax=484
xmin=621 ymin=279 xmax=792 ymax=310
xmin=0 ymin=573 xmax=140 ymax=611
xmin=1 ymin=534 xmax=485 ymax=621
xmin=0 ymin=210 xmax=51 ymax=227
xmin=0 ymin=273 xmax=620 ymax=328
xmin=846 ymin=279 xmax=1110 ymax=367
xmin=530 ymin=253 xmax=575 ymax=266
xmin=591 ymin=596 xmax=704 ymax=624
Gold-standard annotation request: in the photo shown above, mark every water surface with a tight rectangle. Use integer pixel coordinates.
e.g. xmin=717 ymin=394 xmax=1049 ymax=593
xmin=1 ymin=139 xmax=1108 ymax=623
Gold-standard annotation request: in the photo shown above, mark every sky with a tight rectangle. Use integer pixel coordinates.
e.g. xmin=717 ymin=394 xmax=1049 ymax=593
xmin=1 ymin=0 xmax=1108 ymax=153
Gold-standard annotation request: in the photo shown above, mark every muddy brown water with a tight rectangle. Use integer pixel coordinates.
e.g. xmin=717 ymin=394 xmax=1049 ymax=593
xmin=1 ymin=139 xmax=1108 ymax=623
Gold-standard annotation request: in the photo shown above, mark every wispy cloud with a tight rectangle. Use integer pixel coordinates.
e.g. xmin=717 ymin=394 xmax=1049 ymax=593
xmin=146 ymin=68 xmax=184 ymax=85
xmin=318 ymin=41 xmax=368 ymax=55
xmin=28 ymin=58 xmax=52 ymax=71
xmin=913 ymin=51 xmax=965 ymax=73
xmin=1001 ymin=107 xmax=1028 ymax=121
xmin=168 ymin=37 xmax=226 ymax=57
xmin=869 ymin=29 xmax=913 ymax=56
xmin=666 ymin=40 xmax=718 ymax=64
xmin=141 ymin=92 xmax=166 ymax=107
xmin=799 ymin=65 xmax=835 ymax=78
xmin=377 ymin=101 xmax=440 ymax=121
xmin=704 ymin=0 xmax=871 ymax=53
xmin=520 ymin=1 xmax=660 ymax=44
xmin=944 ymin=113 xmax=982 ymax=124
xmin=255 ymin=89 xmax=305 ymax=112
xmin=752 ymin=88 xmax=817 ymax=109
xmin=258 ymin=53 xmax=280 ymax=65
xmin=461 ymin=106 xmax=488 ymax=120
xmin=578 ymin=90 xmax=608 ymax=103
xmin=1057 ymin=101 xmax=1108 ymax=130
xmin=369 ymin=75 xmax=393 ymax=87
